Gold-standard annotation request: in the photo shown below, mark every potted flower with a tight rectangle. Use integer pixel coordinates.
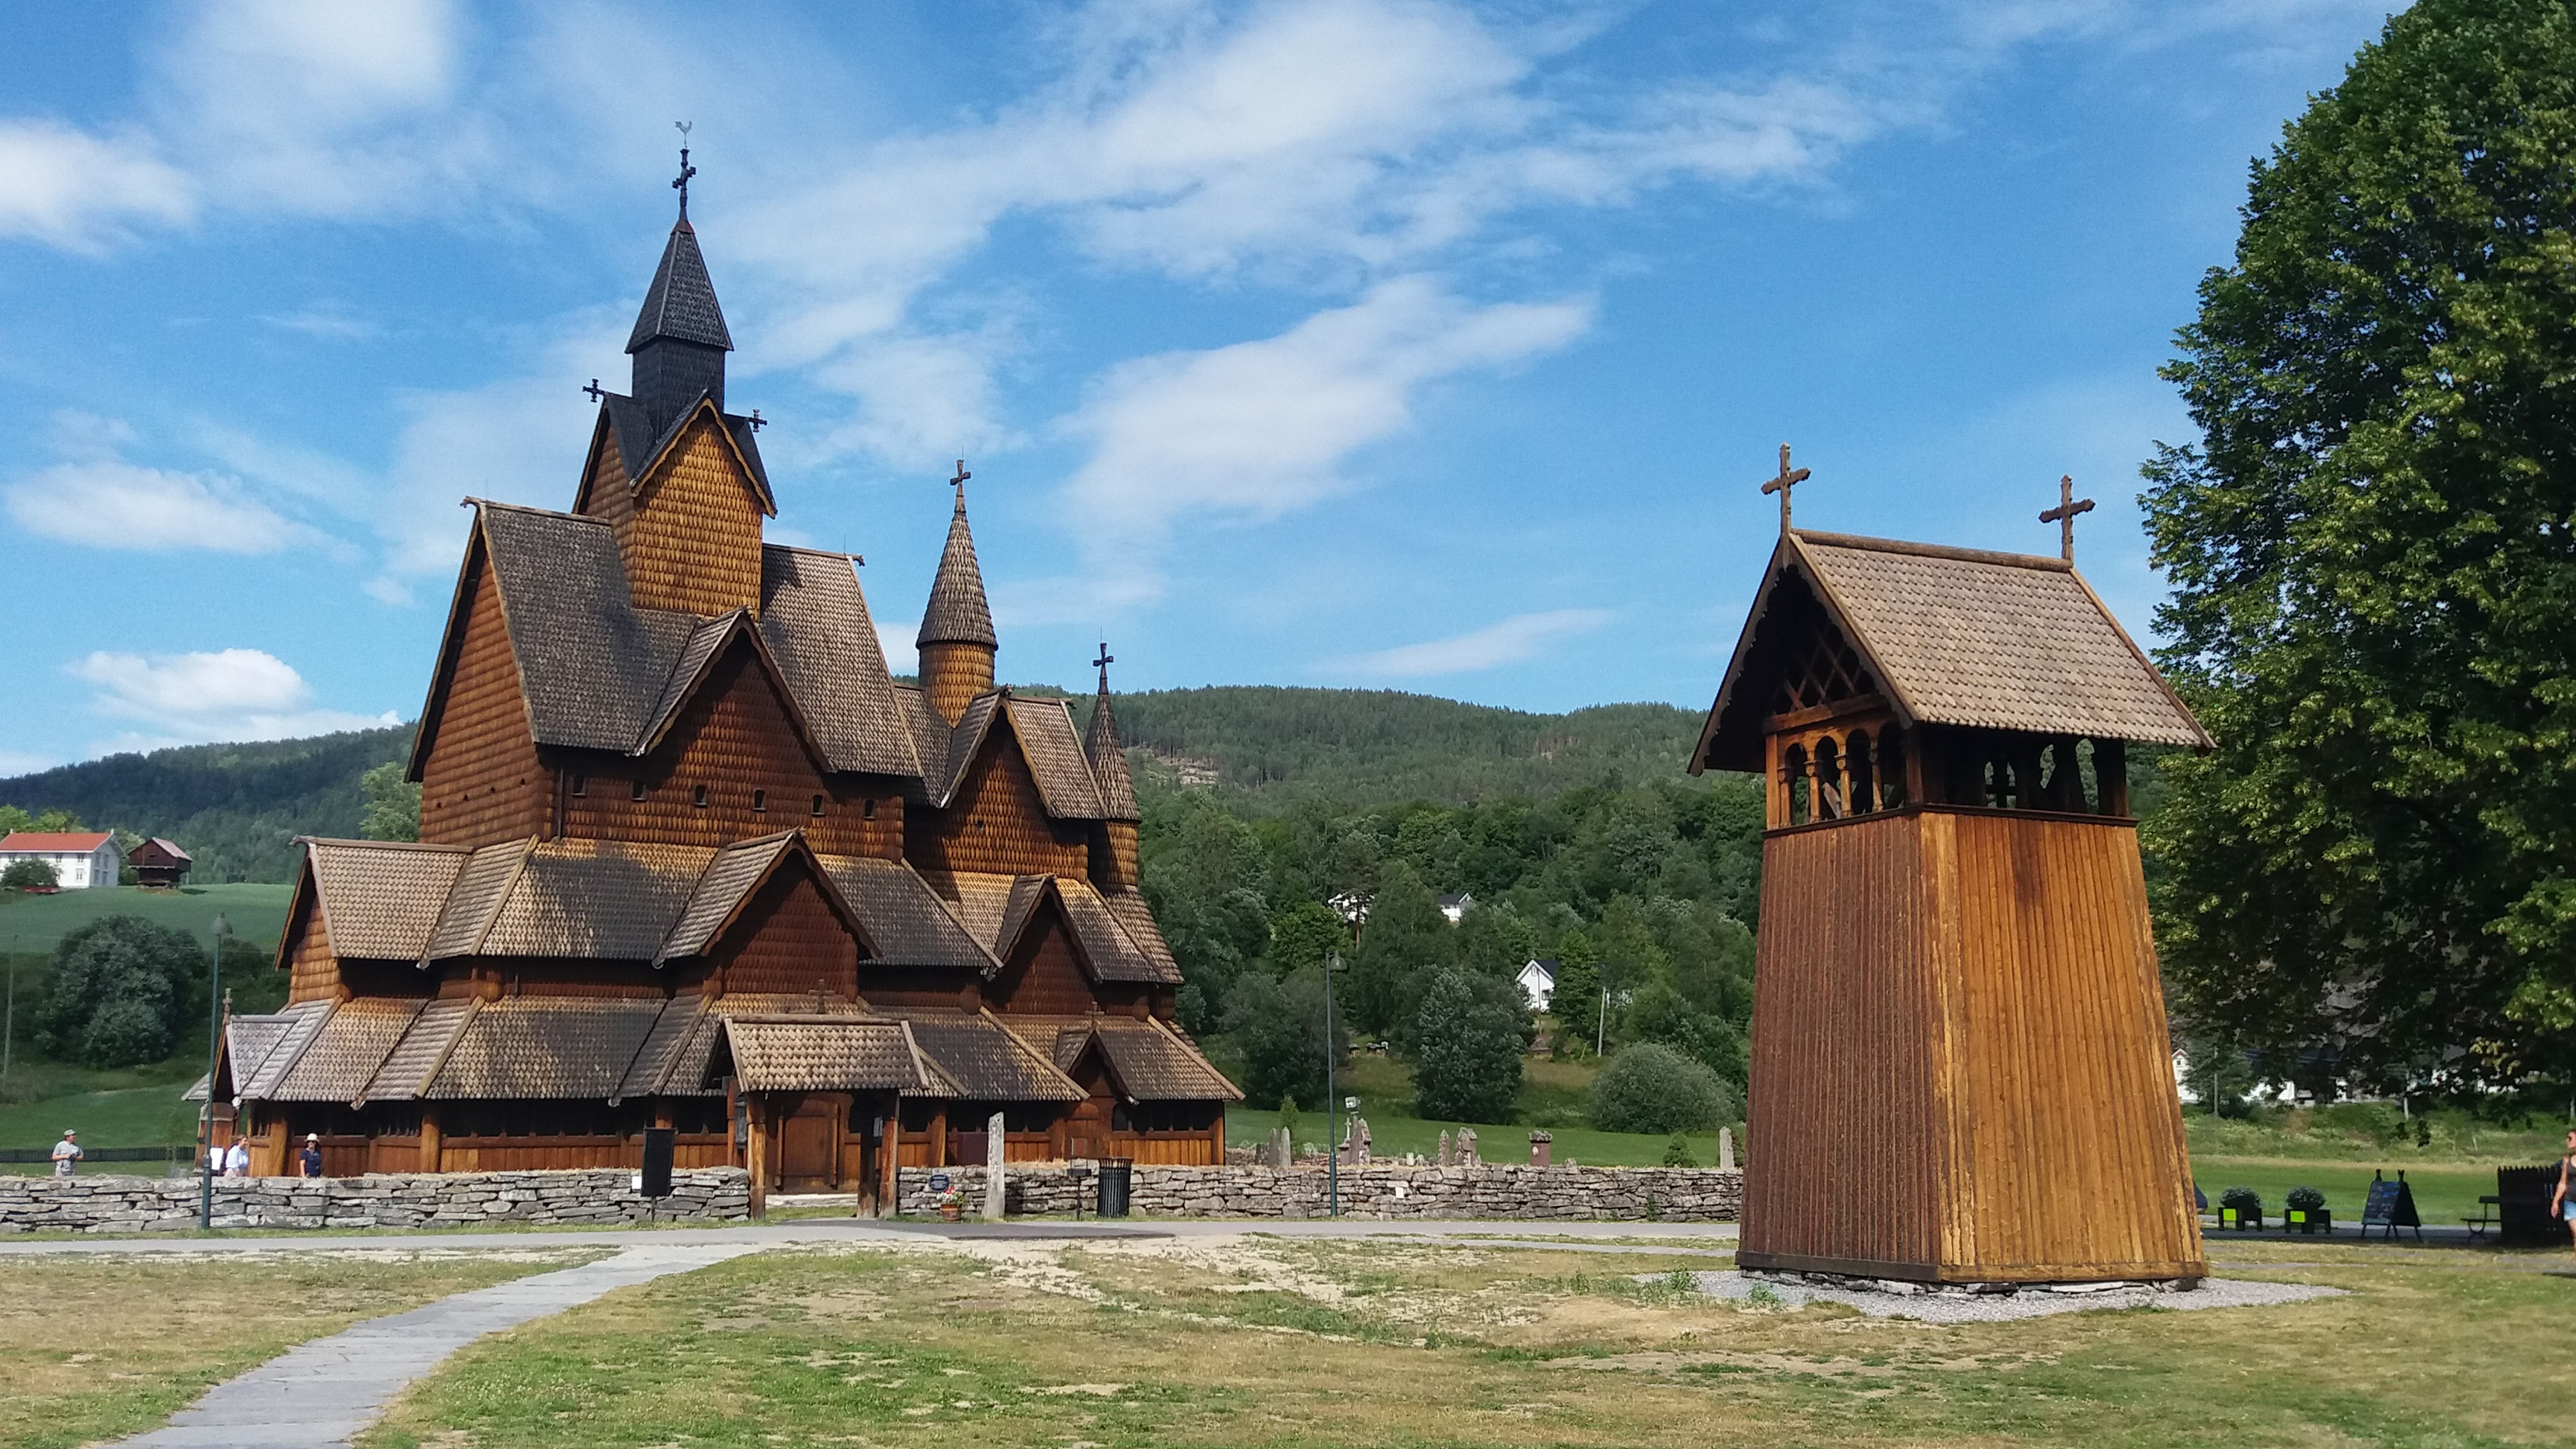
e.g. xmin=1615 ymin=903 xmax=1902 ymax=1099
xmin=2218 ymin=1186 xmax=2263 ymax=1230
xmin=2283 ymin=1184 xmax=2330 ymax=1234
xmin=938 ymin=1187 xmax=965 ymax=1223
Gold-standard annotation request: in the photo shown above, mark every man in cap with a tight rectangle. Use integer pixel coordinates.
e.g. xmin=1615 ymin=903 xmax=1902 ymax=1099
xmin=49 ymin=1130 xmax=81 ymax=1178
xmin=298 ymin=1133 xmax=324 ymax=1179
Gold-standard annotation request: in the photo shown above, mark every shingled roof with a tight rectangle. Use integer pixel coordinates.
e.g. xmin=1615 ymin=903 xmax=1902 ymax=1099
xmin=817 ymin=853 xmax=998 ymax=973
xmin=1008 ymin=697 xmax=1107 ymax=819
xmin=711 ymin=1016 xmax=934 ymax=1093
xmin=300 ymin=839 xmax=470 ymax=961
xmin=1694 ymin=530 xmax=2210 ymax=773
xmin=917 ymin=487 xmax=998 ymax=649
xmin=760 ymin=546 xmax=923 ymax=779
xmin=627 ymin=219 xmax=732 ymax=353
xmin=1084 ymin=671 xmax=1140 ymax=821
xmin=424 ymin=997 xmax=668 ymax=1100
xmin=893 ymin=1011 xmax=1086 ymax=1101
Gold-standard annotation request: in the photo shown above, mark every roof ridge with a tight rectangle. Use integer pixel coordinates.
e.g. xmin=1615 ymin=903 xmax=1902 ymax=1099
xmin=1794 ymin=528 xmax=2072 ymax=572
xmin=463 ymin=497 xmax=613 ymax=527
xmin=295 ymin=835 xmax=473 ymax=853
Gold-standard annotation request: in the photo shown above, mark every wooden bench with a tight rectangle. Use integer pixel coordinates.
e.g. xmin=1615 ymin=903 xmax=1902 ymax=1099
xmin=2463 ymin=1194 xmax=2500 ymax=1241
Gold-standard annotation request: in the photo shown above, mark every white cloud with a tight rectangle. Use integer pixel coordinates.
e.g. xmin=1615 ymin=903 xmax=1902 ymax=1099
xmin=0 ymin=120 xmax=193 ymax=250
xmin=1057 ymin=276 xmax=1592 ymax=596
xmin=1339 ymin=607 xmax=1612 ymax=677
xmin=2 ymin=459 xmax=320 ymax=553
xmin=67 ymin=648 xmax=399 ymax=747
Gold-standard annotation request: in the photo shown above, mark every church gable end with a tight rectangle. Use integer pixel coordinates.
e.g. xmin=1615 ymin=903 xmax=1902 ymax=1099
xmin=993 ymin=905 xmax=1097 ymax=1015
xmin=419 ymin=547 xmax=550 ymax=848
xmin=707 ymin=863 xmax=863 ymax=998
xmin=908 ymin=723 xmax=1088 ymax=878
xmin=622 ymin=407 xmax=768 ymax=616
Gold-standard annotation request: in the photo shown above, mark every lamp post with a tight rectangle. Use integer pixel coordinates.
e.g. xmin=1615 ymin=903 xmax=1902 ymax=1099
xmin=1324 ymin=951 xmax=1344 ymax=1218
xmin=199 ymin=913 xmax=230 ymax=1231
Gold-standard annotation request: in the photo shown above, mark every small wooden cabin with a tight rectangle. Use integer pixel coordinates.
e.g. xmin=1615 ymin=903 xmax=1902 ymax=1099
xmin=129 ymin=837 xmax=192 ymax=888
xmin=205 ymin=193 xmax=1237 ymax=1210
xmin=1692 ymin=521 xmax=2211 ymax=1284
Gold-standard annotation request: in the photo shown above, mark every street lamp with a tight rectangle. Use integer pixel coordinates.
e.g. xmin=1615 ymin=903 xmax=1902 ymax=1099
xmin=1324 ymin=951 xmax=1346 ymax=1218
xmin=199 ymin=913 xmax=230 ymax=1231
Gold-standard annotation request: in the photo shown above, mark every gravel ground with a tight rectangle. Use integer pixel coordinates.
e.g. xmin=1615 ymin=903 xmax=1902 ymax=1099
xmin=1670 ymin=1269 xmax=2345 ymax=1323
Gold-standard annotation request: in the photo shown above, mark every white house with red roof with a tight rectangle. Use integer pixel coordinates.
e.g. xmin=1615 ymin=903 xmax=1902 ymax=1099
xmin=0 ymin=832 xmax=121 ymax=888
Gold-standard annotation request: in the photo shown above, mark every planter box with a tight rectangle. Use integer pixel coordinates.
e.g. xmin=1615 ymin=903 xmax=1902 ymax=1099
xmin=2218 ymin=1205 xmax=2262 ymax=1229
xmin=2284 ymin=1207 xmax=2331 ymax=1234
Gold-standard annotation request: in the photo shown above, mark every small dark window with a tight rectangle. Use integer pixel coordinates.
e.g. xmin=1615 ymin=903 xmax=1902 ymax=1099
xmin=631 ymin=779 xmax=647 ymax=802
xmin=810 ymin=794 xmax=825 ymax=817
xmin=862 ymin=798 xmax=876 ymax=820
xmin=751 ymin=789 xmax=766 ymax=813
xmin=568 ymin=774 xmax=587 ymax=798
xmin=691 ymin=784 xmax=709 ymax=809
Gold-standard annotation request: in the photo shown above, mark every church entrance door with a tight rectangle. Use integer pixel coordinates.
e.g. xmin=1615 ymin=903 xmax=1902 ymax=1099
xmin=779 ymin=1096 xmax=841 ymax=1191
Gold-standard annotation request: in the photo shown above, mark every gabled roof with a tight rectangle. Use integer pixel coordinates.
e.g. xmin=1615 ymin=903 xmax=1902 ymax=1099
xmin=760 ymin=546 xmax=922 ymax=779
xmin=816 ymin=853 xmax=999 ymax=973
xmin=0 ymin=832 xmax=112 ymax=852
xmin=270 ymin=998 xmax=424 ymax=1103
xmin=298 ymin=838 xmax=471 ymax=961
xmin=1693 ymin=530 xmax=2210 ymax=773
xmin=1084 ymin=675 xmax=1140 ymax=822
xmin=1008 ymin=697 xmax=1106 ymax=819
xmin=889 ymin=1009 xmax=1087 ymax=1101
xmin=709 ymin=1016 xmax=934 ymax=1094
xmin=655 ymin=831 xmax=871 ymax=967
xmin=423 ymin=997 xmax=669 ymax=1100
xmin=964 ymin=872 xmax=1183 ymax=987
xmin=239 ymin=999 xmax=334 ymax=1099
xmin=136 ymin=837 xmax=191 ymax=863
xmin=421 ymin=838 xmax=537 ymax=962
xmin=917 ymin=487 xmax=997 ymax=649
xmin=360 ymin=997 xmax=478 ymax=1103
xmin=627 ymin=218 xmax=733 ymax=353
xmin=618 ymin=996 xmax=716 ymax=1099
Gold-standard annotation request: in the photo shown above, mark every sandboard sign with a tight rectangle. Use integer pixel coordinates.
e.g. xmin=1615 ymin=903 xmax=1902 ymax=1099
xmin=2361 ymin=1170 xmax=2421 ymax=1241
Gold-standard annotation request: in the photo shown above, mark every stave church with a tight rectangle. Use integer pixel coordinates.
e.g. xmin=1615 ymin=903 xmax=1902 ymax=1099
xmin=206 ymin=180 xmax=1238 ymax=1209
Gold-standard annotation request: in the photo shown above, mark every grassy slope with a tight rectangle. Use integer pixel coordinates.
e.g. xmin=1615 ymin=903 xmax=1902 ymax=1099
xmin=0 ymin=883 xmax=291 ymax=958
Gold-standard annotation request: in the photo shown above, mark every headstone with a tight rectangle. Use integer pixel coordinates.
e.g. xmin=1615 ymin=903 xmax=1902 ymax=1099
xmin=1459 ymin=1127 xmax=1479 ymax=1166
xmin=1718 ymin=1127 xmax=1736 ymax=1172
xmin=983 ymin=1110 xmax=1006 ymax=1221
xmin=1529 ymin=1130 xmax=1552 ymax=1167
xmin=1437 ymin=1129 xmax=1452 ymax=1167
xmin=1355 ymin=1116 xmax=1373 ymax=1164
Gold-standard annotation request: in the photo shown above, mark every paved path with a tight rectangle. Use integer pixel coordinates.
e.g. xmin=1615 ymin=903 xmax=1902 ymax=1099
xmin=113 ymin=1242 xmax=762 ymax=1449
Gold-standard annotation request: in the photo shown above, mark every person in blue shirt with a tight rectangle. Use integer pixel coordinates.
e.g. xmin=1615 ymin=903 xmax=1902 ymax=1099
xmin=299 ymin=1134 xmax=324 ymax=1179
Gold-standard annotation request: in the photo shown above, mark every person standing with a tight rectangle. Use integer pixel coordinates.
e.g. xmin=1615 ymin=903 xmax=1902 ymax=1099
xmin=2553 ymin=1128 xmax=2576 ymax=1258
xmin=223 ymin=1138 xmax=250 ymax=1178
xmin=50 ymin=1130 xmax=82 ymax=1177
xmin=299 ymin=1134 xmax=324 ymax=1179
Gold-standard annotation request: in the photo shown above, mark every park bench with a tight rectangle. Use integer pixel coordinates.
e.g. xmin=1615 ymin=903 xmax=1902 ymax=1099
xmin=2462 ymin=1194 xmax=2499 ymax=1241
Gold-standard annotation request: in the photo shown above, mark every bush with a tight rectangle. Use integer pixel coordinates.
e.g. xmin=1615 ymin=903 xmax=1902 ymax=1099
xmin=1662 ymin=1134 xmax=1697 ymax=1167
xmin=2286 ymin=1184 xmax=2326 ymax=1213
xmin=0 ymin=858 xmax=58 ymax=890
xmin=1410 ymin=970 xmax=1528 ymax=1124
xmin=1223 ymin=967 xmax=1345 ymax=1113
xmin=2219 ymin=1186 xmax=2263 ymax=1216
xmin=33 ymin=915 xmax=201 ymax=1068
xmin=1589 ymin=1044 xmax=1738 ymax=1135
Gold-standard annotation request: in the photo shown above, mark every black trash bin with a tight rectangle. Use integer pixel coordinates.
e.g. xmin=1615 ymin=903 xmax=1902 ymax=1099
xmin=1097 ymin=1157 xmax=1133 ymax=1218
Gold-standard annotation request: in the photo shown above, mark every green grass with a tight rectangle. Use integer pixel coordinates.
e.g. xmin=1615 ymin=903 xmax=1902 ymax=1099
xmin=1224 ymin=1051 xmax=1739 ymax=1169
xmin=2192 ymin=1157 xmax=2508 ymax=1229
xmin=0 ymin=1082 xmax=200 ymax=1152
xmin=0 ymin=883 xmax=290 ymax=957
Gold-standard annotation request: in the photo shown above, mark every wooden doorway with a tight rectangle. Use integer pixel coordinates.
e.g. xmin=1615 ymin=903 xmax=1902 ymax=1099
xmin=777 ymin=1095 xmax=844 ymax=1191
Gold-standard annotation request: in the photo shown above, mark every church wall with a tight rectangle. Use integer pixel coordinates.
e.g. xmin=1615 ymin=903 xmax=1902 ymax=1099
xmin=858 ymin=967 xmax=983 ymax=1011
xmin=1089 ymin=821 xmax=1139 ymax=888
xmin=622 ymin=417 xmax=765 ymax=616
xmin=905 ymin=739 xmax=1088 ymax=878
xmin=709 ymin=866 xmax=861 ymax=998
xmin=575 ymin=428 xmax=633 ymax=530
xmin=557 ymin=642 xmax=901 ymax=855
xmin=993 ymin=912 xmax=1097 ymax=1015
xmin=285 ymin=892 xmax=340 ymax=1003
xmin=420 ymin=556 xmax=551 ymax=848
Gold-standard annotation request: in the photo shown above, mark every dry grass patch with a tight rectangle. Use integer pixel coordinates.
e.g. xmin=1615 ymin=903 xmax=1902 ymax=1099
xmin=0 ymin=1248 xmax=598 ymax=1449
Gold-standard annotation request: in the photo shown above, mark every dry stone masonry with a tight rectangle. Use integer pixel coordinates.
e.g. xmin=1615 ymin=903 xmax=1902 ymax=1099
xmin=900 ymin=1163 xmax=1742 ymax=1220
xmin=0 ymin=1169 xmax=750 ymax=1234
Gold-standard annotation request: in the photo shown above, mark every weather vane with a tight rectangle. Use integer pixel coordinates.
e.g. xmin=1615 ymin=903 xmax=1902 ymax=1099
xmin=1761 ymin=443 xmax=1810 ymax=535
xmin=672 ymin=121 xmax=696 ymax=219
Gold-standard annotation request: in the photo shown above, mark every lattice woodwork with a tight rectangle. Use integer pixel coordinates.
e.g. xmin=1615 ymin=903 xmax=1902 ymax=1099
xmin=420 ymin=555 xmax=551 ymax=848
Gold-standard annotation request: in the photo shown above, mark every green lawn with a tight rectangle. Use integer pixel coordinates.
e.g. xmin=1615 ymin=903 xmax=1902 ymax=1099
xmin=0 ymin=883 xmax=290 ymax=957
xmin=1223 ymin=1051 xmax=1739 ymax=1168
xmin=0 ymin=1083 xmax=199 ymax=1153
xmin=2191 ymin=1157 xmax=2511 ymax=1231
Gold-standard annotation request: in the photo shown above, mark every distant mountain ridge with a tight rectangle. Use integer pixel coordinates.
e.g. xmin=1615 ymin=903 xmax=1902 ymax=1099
xmin=0 ymin=689 xmax=1716 ymax=883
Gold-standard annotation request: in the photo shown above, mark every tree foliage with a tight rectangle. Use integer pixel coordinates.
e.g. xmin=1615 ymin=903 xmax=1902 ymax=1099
xmin=2141 ymin=0 xmax=2576 ymax=1090
xmin=1409 ymin=969 xmax=1528 ymax=1123
xmin=36 ymin=915 xmax=203 ymax=1068
xmin=1 ymin=858 xmax=60 ymax=890
xmin=0 ymin=806 xmax=83 ymax=835
xmin=1222 ymin=967 xmax=1347 ymax=1113
xmin=359 ymin=761 xmax=421 ymax=843
xmin=1588 ymin=1043 xmax=1739 ymax=1135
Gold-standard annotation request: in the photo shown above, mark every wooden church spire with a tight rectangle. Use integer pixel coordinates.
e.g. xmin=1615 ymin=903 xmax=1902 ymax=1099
xmin=918 ymin=462 xmax=998 ymax=724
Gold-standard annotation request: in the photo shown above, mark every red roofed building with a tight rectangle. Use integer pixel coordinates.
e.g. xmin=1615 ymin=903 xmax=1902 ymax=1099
xmin=0 ymin=833 xmax=121 ymax=889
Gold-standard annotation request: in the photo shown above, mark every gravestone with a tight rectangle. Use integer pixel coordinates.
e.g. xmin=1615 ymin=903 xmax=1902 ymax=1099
xmin=1459 ymin=1127 xmax=1479 ymax=1166
xmin=983 ymin=1110 xmax=1006 ymax=1221
xmin=1718 ymin=1127 xmax=1736 ymax=1172
xmin=1437 ymin=1129 xmax=1452 ymax=1167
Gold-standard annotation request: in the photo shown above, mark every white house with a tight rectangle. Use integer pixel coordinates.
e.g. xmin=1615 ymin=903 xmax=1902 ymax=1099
xmin=0 ymin=832 xmax=121 ymax=888
xmin=1517 ymin=958 xmax=1558 ymax=1013
xmin=1438 ymin=892 xmax=1474 ymax=924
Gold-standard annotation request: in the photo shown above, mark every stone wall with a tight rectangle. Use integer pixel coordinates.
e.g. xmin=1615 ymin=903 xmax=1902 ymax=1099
xmin=898 ymin=1163 xmax=1741 ymax=1221
xmin=0 ymin=1169 xmax=751 ymax=1234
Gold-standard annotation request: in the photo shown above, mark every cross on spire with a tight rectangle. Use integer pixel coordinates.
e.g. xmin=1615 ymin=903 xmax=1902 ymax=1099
xmin=949 ymin=458 xmax=971 ymax=508
xmin=1093 ymin=641 xmax=1114 ymax=685
xmin=1761 ymin=443 xmax=1811 ymax=535
xmin=671 ymin=121 xmax=696 ymax=220
xmin=2039 ymin=473 xmax=2095 ymax=562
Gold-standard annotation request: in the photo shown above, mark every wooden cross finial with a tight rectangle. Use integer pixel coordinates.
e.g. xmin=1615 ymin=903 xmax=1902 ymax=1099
xmin=1092 ymin=641 xmax=1114 ymax=675
xmin=582 ymin=378 xmax=604 ymax=402
xmin=671 ymin=121 xmax=696 ymax=220
xmin=950 ymin=458 xmax=970 ymax=504
xmin=2039 ymin=473 xmax=2095 ymax=561
xmin=1761 ymin=443 xmax=1811 ymax=535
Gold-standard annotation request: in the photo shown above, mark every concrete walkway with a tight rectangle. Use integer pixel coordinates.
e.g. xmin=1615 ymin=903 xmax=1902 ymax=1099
xmin=113 ymin=1241 xmax=762 ymax=1449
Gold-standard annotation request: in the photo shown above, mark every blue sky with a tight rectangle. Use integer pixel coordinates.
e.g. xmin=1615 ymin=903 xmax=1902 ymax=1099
xmin=0 ymin=0 xmax=2402 ymax=774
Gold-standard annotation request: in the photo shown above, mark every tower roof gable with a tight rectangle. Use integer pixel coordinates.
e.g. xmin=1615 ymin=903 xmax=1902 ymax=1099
xmin=627 ymin=220 xmax=733 ymax=353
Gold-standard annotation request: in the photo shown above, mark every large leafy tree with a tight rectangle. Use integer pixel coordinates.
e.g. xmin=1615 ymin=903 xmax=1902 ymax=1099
xmin=37 ymin=915 xmax=202 ymax=1068
xmin=1409 ymin=969 xmax=1529 ymax=1123
xmin=2142 ymin=0 xmax=2576 ymax=1090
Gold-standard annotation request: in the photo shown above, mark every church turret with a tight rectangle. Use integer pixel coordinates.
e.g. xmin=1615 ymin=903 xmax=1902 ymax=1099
xmin=1085 ymin=643 xmax=1142 ymax=887
xmin=626 ymin=199 xmax=733 ymax=431
xmin=918 ymin=462 xmax=998 ymax=724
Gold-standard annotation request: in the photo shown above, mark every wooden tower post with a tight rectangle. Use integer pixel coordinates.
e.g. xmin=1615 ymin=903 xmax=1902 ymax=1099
xmin=1690 ymin=470 xmax=2212 ymax=1285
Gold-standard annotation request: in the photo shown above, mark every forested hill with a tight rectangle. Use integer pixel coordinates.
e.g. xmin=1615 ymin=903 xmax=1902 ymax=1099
xmin=1091 ymin=688 xmax=1708 ymax=810
xmin=0 ymin=690 xmax=1719 ymax=883
xmin=0 ymin=725 xmax=410 ymax=884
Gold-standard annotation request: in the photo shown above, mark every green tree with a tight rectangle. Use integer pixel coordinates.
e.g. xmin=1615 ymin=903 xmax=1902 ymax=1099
xmin=1223 ymin=967 xmax=1346 ymax=1112
xmin=0 ymin=806 xmax=83 ymax=835
xmin=2141 ymin=0 xmax=2576 ymax=1088
xmin=1265 ymin=898 xmax=1347 ymax=979
xmin=358 ymin=761 xmax=421 ymax=843
xmin=1 ymin=858 xmax=59 ymax=890
xmin=1347 ymin=862 xmax=1452 ymax=1038
xmin=1588 ymin=1043 xmax=1738 ymax=1136
xmin=1409 ymin=969 xmax=1528 ymax=1123
xmin=1455 ymin=899 xmax=1538 ymax=980
xmin=36 ymin=915 xmax=201 ymax=1067
xmin=1627 ymin=981 xmax=1748 ymax=1088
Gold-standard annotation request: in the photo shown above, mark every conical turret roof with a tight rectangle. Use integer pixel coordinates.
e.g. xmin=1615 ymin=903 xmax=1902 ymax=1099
xmin=627 ymin=220 xmax=733 ymax=354
xmin=917 ymin=486 xmax=998 ymax=650
xmin=1086 ymin=653 xmax=1139 ymax=821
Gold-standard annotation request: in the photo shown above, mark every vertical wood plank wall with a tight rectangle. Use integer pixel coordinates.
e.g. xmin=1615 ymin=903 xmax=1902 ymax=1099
xmin=420 ymin=557 xmax=551 ymax=848
xmin=711 ymin=868 xmax=862 ymax=997
xmin=1743 ymin=807 xmax=2204 ymax=1283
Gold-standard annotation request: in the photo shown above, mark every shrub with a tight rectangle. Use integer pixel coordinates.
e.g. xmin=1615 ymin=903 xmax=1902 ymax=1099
xmin=1224 ymin=968 xmax=1344 ymax=1113
xmin=2286 ymin=1184 xmax=2326 ymax=1213
xmin=34 ymin=914 xmax=202 ymax=1067
xmin=1662 ymin=1134 xmax=1697 ymax=1167
xmin=2219 ymin=1186 xmax=2263 ymax=1216
xmin=0 ymin=858 xmax=58 ymax=890
xmin=1410 ymin=969 xmax=1528 ymax=1123
xmin=1589 ymin=1044 xmax=1738 ymax=1135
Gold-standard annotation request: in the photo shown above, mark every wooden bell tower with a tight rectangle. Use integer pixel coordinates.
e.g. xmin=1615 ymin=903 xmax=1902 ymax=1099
xmin=1691 ymin=454 xmax=2212 ymax=1285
